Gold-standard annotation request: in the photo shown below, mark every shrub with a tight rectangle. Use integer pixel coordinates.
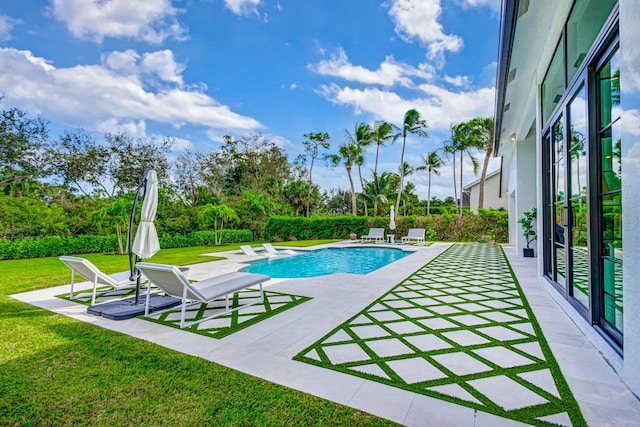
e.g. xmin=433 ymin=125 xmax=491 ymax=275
xmin=0 ymin=229 xmax=254 ymax=260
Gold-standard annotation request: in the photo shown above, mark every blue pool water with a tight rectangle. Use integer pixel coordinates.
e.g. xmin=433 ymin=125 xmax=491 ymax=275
xmin=240 ymin=246 xmax=410 ymax=278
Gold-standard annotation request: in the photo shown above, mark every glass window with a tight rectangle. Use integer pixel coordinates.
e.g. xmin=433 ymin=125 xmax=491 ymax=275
xmin=569 ymin=85 xmax=587 ymax=199
xmin=566 ymin=0 xmax=617 ymax=84
xmin=598 ymin=49 xmax=622 ymax=337
xmin=542 ymin=40 xmax=565 ymax=124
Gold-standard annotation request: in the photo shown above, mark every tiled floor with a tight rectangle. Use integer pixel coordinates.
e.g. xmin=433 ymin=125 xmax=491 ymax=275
xmin=12 ymin=242 xmax=640 ymax=426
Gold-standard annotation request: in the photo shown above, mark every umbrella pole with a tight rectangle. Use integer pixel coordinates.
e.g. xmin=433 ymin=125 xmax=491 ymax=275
xmin=128 ymin=166 xmax=153 ymax=305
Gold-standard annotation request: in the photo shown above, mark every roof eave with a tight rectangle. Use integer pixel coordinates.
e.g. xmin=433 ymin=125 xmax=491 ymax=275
xmin=493 ymin=0 xmax=519 ymax=157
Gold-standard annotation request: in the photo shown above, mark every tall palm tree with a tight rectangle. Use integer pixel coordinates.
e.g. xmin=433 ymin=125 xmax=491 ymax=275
xmin=473 ymin=117 xmax=495 ymax=209
xmin=345 ymin=122 xmax=372 ymax=214
xmin=370 ymin=121 xmax=399 ymax=175
xmin=443 ymin=135 xmax=457 ymax=213
xmin=396 ymin=109 xmax=428 ymax=214
xmin=452 ymin=120 xmax=482 ymax=216
xmin=416 ymin=151 xmax=445 ymax=215
xmin=328 ymin=143 xmax=362 ymax=215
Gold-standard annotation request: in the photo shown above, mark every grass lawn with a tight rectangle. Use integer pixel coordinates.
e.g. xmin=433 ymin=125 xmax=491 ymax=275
xmin=0 ymin=240 xmax=396 ymax=426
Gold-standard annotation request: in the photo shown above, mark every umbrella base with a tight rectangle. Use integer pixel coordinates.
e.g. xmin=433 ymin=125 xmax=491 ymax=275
xmin=88 ymin=294 xmax=181 ymax=321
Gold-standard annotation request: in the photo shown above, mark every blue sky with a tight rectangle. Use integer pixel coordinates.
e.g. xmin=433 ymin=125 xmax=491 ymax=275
xmin=0 ymin=0 xmax=501 ymax=199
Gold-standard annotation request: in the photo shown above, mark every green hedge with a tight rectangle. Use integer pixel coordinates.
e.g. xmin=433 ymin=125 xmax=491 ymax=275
xmin=264 ymin=210 xmax=509 ymax=243
xmin=264 ymin=216 xmax=370 ymax=241
xmin=0 ymin=229 xmax=253 ymax=260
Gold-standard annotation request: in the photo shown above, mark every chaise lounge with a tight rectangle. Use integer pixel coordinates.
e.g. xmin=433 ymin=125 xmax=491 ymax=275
xmin=360 ymin=228 xmax=385 ymax=243
xmin=401 ymin=228 xmax=426 ymax=244
xmin=240 ymin=245 xmax=277 ymax=258
xmin=59 ymin=256 xmax=139 ymax=305
xmin=262 ymin=243 xmax=298 ymax=256
xmin=136 ymin=262 xmax=271 ymax=328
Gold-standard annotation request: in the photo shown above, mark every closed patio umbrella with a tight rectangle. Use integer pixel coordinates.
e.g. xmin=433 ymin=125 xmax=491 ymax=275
xmin=389 ymin=205 xmax=396 ymax=231
xmin=131 ymin=169 xmax=160 ymax=259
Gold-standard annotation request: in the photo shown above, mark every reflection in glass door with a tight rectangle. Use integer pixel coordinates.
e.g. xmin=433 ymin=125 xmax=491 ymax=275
xmin=597 ymin=49 xmax=623 ymax=338
xmin=568 ymin=86 xmax=589 ymax=308
xmin=552 ymin=118 xmax=566 ymax=288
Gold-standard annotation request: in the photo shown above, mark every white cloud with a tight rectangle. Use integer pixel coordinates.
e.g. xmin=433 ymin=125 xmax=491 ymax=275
xmin=387 ymin=0 xmax=463 ymax=59
xmin=443 ymin=75 xmax=470 ymax=87
xmin=51 ymin=0 xmax=186 ymax=43
xmin=0 ymin=48 xmax=261 ymax=136
xmin=224 ymin=0 xmax=260 ymax=16
xmin=309 ymin=47 xmax=434 ymax=87
xmin=0 ymin=15 xmax=21 ymax=41
xmin=166 ymin=136 xmax=194 ymax=151
xmin=459 ymin=0 xmax=501 ymax=14
xmin=317 ymin=82 xmax=495 ymax=131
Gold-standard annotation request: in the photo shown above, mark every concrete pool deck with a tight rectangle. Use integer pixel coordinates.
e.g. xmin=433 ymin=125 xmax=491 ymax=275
xmin=12 ymin=242 xmax=640 ymax=426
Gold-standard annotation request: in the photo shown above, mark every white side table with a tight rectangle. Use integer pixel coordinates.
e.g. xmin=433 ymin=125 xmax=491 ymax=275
xmin=387 ymin=234 xmax=395 ymax=244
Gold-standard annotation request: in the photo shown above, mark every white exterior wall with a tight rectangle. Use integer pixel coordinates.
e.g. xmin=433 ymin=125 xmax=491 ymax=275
xmin=466 ymin=173 xmax=508 ymax=212
xmin=619 ymin=0 xmax=640 ymax=397
xmin=514 ymin=135 xmax=537 ymax=254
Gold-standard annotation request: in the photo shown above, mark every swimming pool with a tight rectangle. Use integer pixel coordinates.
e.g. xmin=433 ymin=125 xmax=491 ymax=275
xmin=240 ymin=246 xmax=411 ymax=278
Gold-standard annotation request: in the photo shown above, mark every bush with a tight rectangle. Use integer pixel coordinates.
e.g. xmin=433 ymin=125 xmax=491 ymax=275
xmin=263 ymin=211 xmax=509 ymax=243
xmin=264 ymin=216 xmax=370 ymax=241
xmin=0 ymin=229 xmax=254 ymax=260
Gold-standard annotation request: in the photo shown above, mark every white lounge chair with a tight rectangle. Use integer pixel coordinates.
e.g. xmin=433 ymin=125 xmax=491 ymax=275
xmin=360 ymin=228 xmax=385 ymax=243
xmin=240 ymin=245 xmax=277 ymax=258
xmin=59 ymin=256 xmax=138 ymax=305
xmin=136 ymin=262 xmax=270 ymax=328
xmin=262 ymin=243 xmax=297 ymax=256
xmin=401 ymin=228 xmax=426 ymax=244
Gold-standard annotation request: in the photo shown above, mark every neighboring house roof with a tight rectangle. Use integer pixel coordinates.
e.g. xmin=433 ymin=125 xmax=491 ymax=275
xmin=463 ymin=169 xmax=502 ymax=191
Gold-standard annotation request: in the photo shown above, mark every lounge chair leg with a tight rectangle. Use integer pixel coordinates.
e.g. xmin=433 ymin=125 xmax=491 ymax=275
xmin=225 ymin=294 xmax=229 ymax=311
xmin=180 ymin=286 xmax=188 ymax=328
xmin=69 ymin=271 xmax=75 ymax=300
xmin=91 ymin=275 xmax=98 ymax=306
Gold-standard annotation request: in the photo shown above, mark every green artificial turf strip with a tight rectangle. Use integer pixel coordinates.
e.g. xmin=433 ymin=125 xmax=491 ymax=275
xmin=2 ymin=242 xmax=394 ymax=426
xmin=59 ymin=286 xmax=312 ymax=340
xmin=294 ymin=243 xmax=587 ymax=427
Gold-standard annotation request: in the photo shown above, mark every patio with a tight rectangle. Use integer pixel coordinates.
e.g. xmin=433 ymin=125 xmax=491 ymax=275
xmin=13 ymin=242 xmax=640 ymax=426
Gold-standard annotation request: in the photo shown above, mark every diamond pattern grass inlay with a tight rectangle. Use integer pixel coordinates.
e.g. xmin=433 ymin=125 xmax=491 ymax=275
xmin=59 ymin=286 xmax=311 ymax=340
xmin=294 ymin=244 xmax=586 ymax=426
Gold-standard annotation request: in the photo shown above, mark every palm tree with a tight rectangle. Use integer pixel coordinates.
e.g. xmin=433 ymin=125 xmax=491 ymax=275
xmin=451 ymin=121 xmax=481 ymax=216
xmin=416 ymin=151 xmax=445 ymax=215
xmin=443 ymin=135 xmax=457 ymax=213
xmin=344 ymin=122 xmax=372 ymax=215
xmin=396 ymin=109 xmax=428 ymax=214
xmin=361 ymin=171 xmax=396 ymax=216
xmin=467 ymin=117 xmax=494 ymax=209
xmin=328 ymin=143 xmax=362 ymax=215
xmin=370 ymin=121 xmax=399 ymax=175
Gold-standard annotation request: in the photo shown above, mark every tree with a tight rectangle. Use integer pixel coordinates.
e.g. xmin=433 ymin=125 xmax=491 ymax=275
xmin=198 ymin=204 xmax=238 ymax=245
xmin=472 ymin=117 xmax=495 ymax=209
xmin=361 ymin=171 xmax=397 ymax=216
xmin=0 ymin=106 xmax=50 ymax=196
xmin=283 ymin=180 xmax=315 ymax=216
xmin=297 ymin=132 xmax=330 ymax=217
xmin=48 ymin=130 xmax=109 ymax=201
xmin=396 ymin=109 xmax=428 ymax=214
xmin=416 ymin=151 xmax=445 ymax=215
xmin=451 ymin=121 xmax=481 ymax=216
xmin=216 ymin=134 xmax=292 ymax=198
xmin=90 ymin=195 xmax=133 ymax=254
xmin=443 ymin=136 xmax=457 ymax=213
xmin=328 ymin=143 xmax=362 ymax=215
xmin=370 ymin=121 xmax=399 ymax=175
xmin=173 ymin=150 xmax=223 ymax=207
xmin=344 ymin=122 xmax=372 ymax=215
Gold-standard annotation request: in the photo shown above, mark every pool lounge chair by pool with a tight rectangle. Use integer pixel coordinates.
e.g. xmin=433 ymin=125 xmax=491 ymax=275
xmin=360 ymin=228 xmax=385 ymax=243
xmin=59 ymin=256 xmax=138 ymax=305
xmin=262 ymin=243 xmax=298 ymax=256
xmin=401 ymin=228 xmax=426 ymax=244
xmin=240 ymin=245 xmax=277 ymax=258
xmin=136 ymin=262 xmax=271 ymax=328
